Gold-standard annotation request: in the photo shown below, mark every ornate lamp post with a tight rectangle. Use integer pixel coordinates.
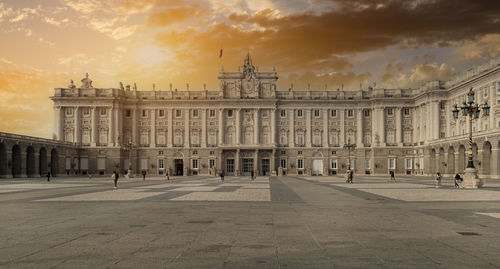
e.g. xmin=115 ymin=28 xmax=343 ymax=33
xmin=125 ymin=139 xmax=136 ymax=178
xmin=343 ymin=138 xmax=356 ymax=171
xmin=452 ymin=87 xmax=490 ymax=188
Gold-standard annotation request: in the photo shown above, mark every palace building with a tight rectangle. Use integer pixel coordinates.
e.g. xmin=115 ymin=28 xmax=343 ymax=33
xmin=27 ymin=54 xmax=498 ymax=178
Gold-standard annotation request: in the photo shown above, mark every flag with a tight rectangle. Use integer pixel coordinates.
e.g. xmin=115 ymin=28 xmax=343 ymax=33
xmin=219 ymin=48 xmax=223 ymax=58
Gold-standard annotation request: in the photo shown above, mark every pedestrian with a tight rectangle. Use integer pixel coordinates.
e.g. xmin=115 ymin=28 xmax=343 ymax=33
xmin=454 ymin=173 xmax=462 ymax=188
xmin=142 ymin=170 xmax=146 ymax=181
xmin=112 ymin=171 xmax=119 ymax=189
xmin=349 ymin=169 xmax=354 ymax=183
xmin=345 ymin=170 xmax=350 ymax=183
xmin=390 ymin=170 xmax=395 ymax=181
xmin=251 ymin=170 xmax=254 ymax=181
xmin=220 ymin=172 xmax=224 ymax=182
xmin=46 ymin=171 xmax=51 ymax=182
xmin=435 ymin=172 xmax=442 ymax=188
xmin=88 ymin=172 xmax=92 ymax=180
xmin=166 ymin=170 xmax=170 ymax=180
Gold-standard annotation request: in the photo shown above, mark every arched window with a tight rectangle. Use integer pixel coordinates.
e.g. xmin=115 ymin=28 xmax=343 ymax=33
xmin=208 ymin=130 xmax=217 ymax=146
xmin=312 ymin=130 xmax=321 ymax=145
xmin=82 ymin=129 xmax=90 ymax=145
xmin=403 ymin=130 xmax=412 ymax=144
xmin=296 ymin=132 xmax=304 ymax=146
xmin=99 ymin=129 xmax=108 ymax=145
xmin=174 ymin=130 xmax=183 ymax=146
xmin=329 ymin=130 xmax=338 ymax=146
xmin=244 ymin=127 xmax=253 ymax=144
xmin=191 ymin=131 xmax=200 ymax=145
xmin=157 ymin=132 xmax=166 ymax=145
xmin=387 ymin=129 xmax=395 ymax=145
xmin=140 ymin=131 xmax=148 ymax=146
xmin=280 ymin=130 xmax=287 ymax=145
xmin=262 ymin=127 xmax=271 ymax=144
xmin=226 ymin=127 xmax=235 ymax=144
xmin=65 ymin=129 xmax=74 ymax=142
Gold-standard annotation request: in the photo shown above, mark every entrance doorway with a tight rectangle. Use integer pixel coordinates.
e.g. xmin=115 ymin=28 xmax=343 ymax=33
xmin=261 ymin=159 xmax=270 ymax=176
xmin=174 ymin=159 xmax=183 ymax=176
xmin=242 ymin=158 xmax=253 ymax=175
xmin=312 ymin=159 xmax=323 ymax=175
xmin=226 ymin=159 xmax=234 ymax=175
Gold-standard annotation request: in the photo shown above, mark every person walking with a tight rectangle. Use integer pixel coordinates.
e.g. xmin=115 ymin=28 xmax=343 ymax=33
xmin=112 ymin=171 xmax=119 ymax=189
xmin=220 ymin=172 xmax=224 ymax=182
xmin=349 ymin=169 xmax=354 ymax=183
xmin=141 ymin=170 xmax=146 ymax=181
xmin=251 ymin=170 xmax=254 ymax=181
xmin=454 ymin=173 xmax=463 ymax=188
xmin=166 ymin=170 xmax=170 ymax=180
xmin=88 ymin=172 xmax=92 ymax=180
xmin=435 ymin=172 xmax=442 ymax=188
xmin=46 ymin=171 xmax=51 ymax=182
xmin=390 ymin=170 xmax=395 ymax=181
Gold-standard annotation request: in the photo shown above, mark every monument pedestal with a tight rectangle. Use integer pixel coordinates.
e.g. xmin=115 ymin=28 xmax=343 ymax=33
xmin=461 ymin=168 xmax=483 ymax=188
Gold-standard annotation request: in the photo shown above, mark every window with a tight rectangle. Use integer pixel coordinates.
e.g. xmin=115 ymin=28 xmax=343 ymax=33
xmin=280 ymin=110 xmax=286 ymax=117
xmin=175 ymin=109 xmax=181 ymax=118
xmin=404 ymin=130 xmax=412 ymax=144
xmin=209 ymin=109 xmax=215 ymax=118
xmin=365 ymin=159 xmax=371 ymax=169
xmin=193 ymin=150 xmax=198 ymax=155
xmin=331 ymin=159 xmax=337 ymax=169
xmin=210 ymin=151 xmax=215 ymax=155
xmin=440 ymin=132 xmax=445 ymax=139
xmin=387 ymin=108 xmax=393 ymax=116
xmin=192 ymin=109 xmax=199 ymax=117
xmin=440 ymin=101 xmax=445 ymax=110
xmin=192 ymin=159 xmax=198 ymax=169
xmin=364 ymin=110 xmax=370 ymax=117
xmin=159 ymin=110 xmax=165 ymax=117
xmin=140 ymin=132 xmax=149 ymax=145
xmin=298 ymin=150 xmax=302 ymax=155
xmin=126 ymin=109 xmax=131 ymax=117
xmin=297 ymin=159 xmax=303 ymax=169
xmin=387 ymin=130 xmax=395 ymax=144
xmin=227 ymin=110 xmax=233 ymax=117
xmin=158 ymin=159 xmax=164 ymax=169
xmin=158 ymin=151 xmax=164 ymax=155
xmin=262 ymin=110 xmax=269 ymax=117
xmin=100 ymin=108 xmax=107 ymax=116
xmin=405 ymin=159 xmax=412 ymax=169
xmin=404 ymin=108 xmax=410 ymax=116
xmin=65 ymin=108 xmax=73 ymax=116
xmin=330 ymin=110 xmax=337 ymax=117
xmin=484 ymin=87 xmax=488 ymax=97
xmin=331 ymin=151 xmax=336 ymax=154
xmin=314 ymin=109 xmax=320 ymax=117
xmin=388 ymin=158 xmax=396 ymax=169
xmin=209 ymin=159 xmax=215 ymax=168
xmin=347 ymin=109 xmax=354 ymax=117
xmin=281 ymin=150 xmax=286 ymax=155
xmin=142 ymin=109 xmax=147 ymax=117
xmin=349 ymin=160 xmax=355 ymax=169
xmin=297 ymin=109 xmax=303 ymax=117
xmin=280 ymin=159 xmax=287 ymax=168
xmin=82 ymin=108 xmax=90 ymax=116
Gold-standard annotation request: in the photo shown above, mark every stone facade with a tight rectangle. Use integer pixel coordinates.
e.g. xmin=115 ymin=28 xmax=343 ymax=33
xmin=3 ymin=54 xmax=498 ymax=179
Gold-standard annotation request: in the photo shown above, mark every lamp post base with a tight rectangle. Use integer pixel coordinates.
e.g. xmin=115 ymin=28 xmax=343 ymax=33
xmin=461 ymin=168 xmax=483 ymax=188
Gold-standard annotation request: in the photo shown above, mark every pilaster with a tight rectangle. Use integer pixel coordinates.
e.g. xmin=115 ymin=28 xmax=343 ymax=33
xmin=151 ymin=108 xmax=156 ymax=147
xmin=254 ymin=109 xmax=259 ymax=144
xmin=91 ymin=106 xmax=98 ymax=146
xmin=306 ymin=109 xmax=311 ymax=147
xmin=74 ymin=107 xmax=80 ymax=144
xmin=289 ymin=109 xmax=295 ymax=147
xmin=132 ymin=108 xmax=137 ymax=145
xmin=167 ymin=109 xmax=173 ymax=147
xmin=323 ymin=109 xmax=328 ymax=147
xmin=236 ymin=108 xmax=241 ymax=145
xmin=108 ymin=107 xmax=114 ymax=147
xmin=356 ymin=109 xmax=363 ymax=147
xmin=184 ymin=109 xmax=190 ymax=147
xmin=201 ymin=109 xmax=207 ymax=147
xmin=395 ymin=107 xmax=402 ymax=146
xmin=271 ymin=108 xmax=276 ymax=145
xmin=218 ymin=109 xmax=224 ymax=145
xmin=340 ymin=109 xmax=345 ymax=146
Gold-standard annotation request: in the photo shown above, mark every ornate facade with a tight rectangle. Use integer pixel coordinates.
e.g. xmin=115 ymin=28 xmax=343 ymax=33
xmin=44 ymin=54 xmax=500 ymax=178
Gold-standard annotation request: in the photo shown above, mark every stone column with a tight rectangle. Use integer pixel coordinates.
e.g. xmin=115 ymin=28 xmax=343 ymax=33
xmin=420 ymin=106 xmax=425 ymax=143
xmin=184 ymin=109 xmax=190 ymax=147
xmin=340 ymin=109 xmax=345 ymax=146
xmin=167 ymin=109 xmax=173 ymax=147
xmin=114 ymin=106 xmax=120 ymax=146
xmin=254 ymin=109 xmax=259 ymax=145
xmin=201 ymin=109 xmax=207 ymax=147
xmin=306 ymin=109 xmax=311 ymax=147
xmin=91 ymin=106 xmax=98 ymax=146
xmin=271 ymin=149 xmax=276 ymax=175
xmin=445 ymin=102 xmax=451 ymax=138
xmin=235 ymin=149 xmax=240 ymax=176
xmin=254 ymin=150 xmax=258 ymax=173
xmin=74 ymin=107 xmax=80 ymax=144
xmin=218 ymin=109 xmax=224 ymax=145
xmin=356 ymin=109 xmax=363 ymax=147
xmin=433 ymin=101 xmax=440 ymax=140
xmin=271 ymin=108 xmax=276 ymax=145
xmin=491 ymin=147 xmax=499 ymax=177
xmin=289 ymin=109 xmax=295 ymax=147
xmin=108 ymin=107 xmax=114 ymax=147
xmin=54 ymin=106 xmax=62 ymax=141
xmin=151 ymin=108 xmax=156 ymax=147
xmin=132 ymin=108 xmax=138 ymax=145
xmin=323 ymin=109 xmax=328 ymax=147
xmin=396 ymin=107 xmax=402 ymax=145
xmin=236 ymin=109 xmax=241 ymax=145
xmin=455 ymin=118 xmax=460 ymax=137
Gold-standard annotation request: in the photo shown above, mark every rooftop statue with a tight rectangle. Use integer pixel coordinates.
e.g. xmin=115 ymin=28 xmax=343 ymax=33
xmin=80 ymin=73 xmax=93 ymax=88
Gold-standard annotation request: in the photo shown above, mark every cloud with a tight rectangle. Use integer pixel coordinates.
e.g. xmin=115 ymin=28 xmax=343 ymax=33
xmin=380 ymin=60 xmax=456 ymax=88
xmin=148 ymin=5 xmax=206 ymax=26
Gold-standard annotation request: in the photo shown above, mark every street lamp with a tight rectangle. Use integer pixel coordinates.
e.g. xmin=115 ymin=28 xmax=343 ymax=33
xmin=343 ymin=138 xmax=356 ymax=171
xmin=452 ymin=87 xmax=490 ymax=188
xmin=125 ymin=139 xmax=136 ymax=178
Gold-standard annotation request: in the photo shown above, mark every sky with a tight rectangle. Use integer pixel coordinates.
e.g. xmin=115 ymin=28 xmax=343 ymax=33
xmin=0 ymin=0 xmax=499 ymax=138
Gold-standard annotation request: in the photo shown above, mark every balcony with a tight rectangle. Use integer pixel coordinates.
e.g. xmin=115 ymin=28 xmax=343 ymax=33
xmin=191 ymin=144 xmax=200 ymax=147
xmin=173 ymin=144 xmax=183 ymax=147
xmin=312 ymin=144 xmax=322 ymax=147
xmin=296 ymin=144 xmax=305 ymax=147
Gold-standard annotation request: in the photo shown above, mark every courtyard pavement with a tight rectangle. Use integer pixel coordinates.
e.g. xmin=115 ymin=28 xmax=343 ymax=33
xmin=1 ymin=175 xmax=500 ymax=268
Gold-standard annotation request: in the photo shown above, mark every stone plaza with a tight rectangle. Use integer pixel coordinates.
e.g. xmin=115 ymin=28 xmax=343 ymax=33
xmin=1 ymin=175 xmax=500 ymax=268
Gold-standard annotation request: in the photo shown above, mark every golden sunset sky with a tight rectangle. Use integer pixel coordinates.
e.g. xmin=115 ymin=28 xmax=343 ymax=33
xmin=0 ymin=0 xmax=499 ymax=138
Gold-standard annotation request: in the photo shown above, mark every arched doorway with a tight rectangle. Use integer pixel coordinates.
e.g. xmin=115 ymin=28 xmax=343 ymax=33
xmin=12 ymin=144 xmax=22 ymax=177
xmin=447 ymin=146 xmax=455 ymax=174
xmin=438 ymin=148 xmax=445 ymax=174
xmin=430 ymin=149 xmax=436 ymax=174
xmin=39 ymin=147 xmax=47 ymax=176
xmin=458 ymin=145 xmax=466 ymax=173
xmin=26 ymin=146 xmax=35 ymax=177
xmin=312 ymin=152 xmax=323 ymax=176
xmin=482 ymin=141 xmax=492 ymax=175
xmin=50 ymin=148 xmax=59 ymax=176
xmin=0 ymin=143 xmax=7 ymax=178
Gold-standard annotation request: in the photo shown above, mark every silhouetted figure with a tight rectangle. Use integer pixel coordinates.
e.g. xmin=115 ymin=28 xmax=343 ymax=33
xmin=390 ymin=170 xmax=395 ymax=181
xmin=220 ymin=172 xmax=224 ymax=182
xmin=46 ymin=171 xmax=51 ymax=182
xmin=142 ymin=170 xmax=146 ymax=181
xmin=112 ymin=171 xmax=119 ymax=189
xmin=166 ymin=171 xmax=170 ymax=180
xmin=454 ymin=173 xmax=463 ymax=188
xmin=435 ymin=172 xmax=442 ymax=188
xmin=251 ymin=171 xmax=255 ymax=181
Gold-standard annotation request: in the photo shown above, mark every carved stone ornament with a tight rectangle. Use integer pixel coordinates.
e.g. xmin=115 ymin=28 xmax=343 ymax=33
xmin=80 ymin=73 xmax=93 ymax=88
